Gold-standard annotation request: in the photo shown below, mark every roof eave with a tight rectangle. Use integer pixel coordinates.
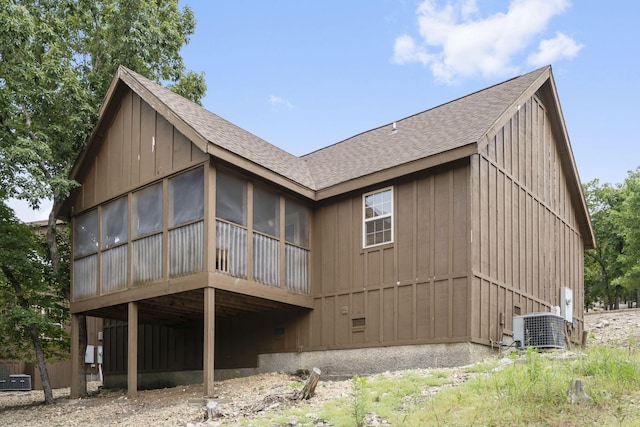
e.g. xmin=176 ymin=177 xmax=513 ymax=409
xmin=314 ymin=143 xmax=478 ymax=201
xmin=543 ymin=71 xmax=595 ymax=249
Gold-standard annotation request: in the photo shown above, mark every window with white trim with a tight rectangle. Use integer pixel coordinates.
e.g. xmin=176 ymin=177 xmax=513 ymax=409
xmin=363 ymin=187 xmax=393 ymax=248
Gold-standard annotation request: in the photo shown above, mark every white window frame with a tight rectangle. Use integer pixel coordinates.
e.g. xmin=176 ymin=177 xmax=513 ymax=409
xmin=362 ymin=186 xmax=394 ymax=248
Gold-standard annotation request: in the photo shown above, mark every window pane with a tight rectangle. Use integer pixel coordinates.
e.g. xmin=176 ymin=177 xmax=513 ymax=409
xmin=133 ymin=183 xmax=163 ymax=238
xmin=74 ymin=210 xmax=98 ymax=257
xmin=216 ymin=170 xmax=246 ymax=225
xmin=169 ymin=167 xmax=204 ymax=227
xmin=285 ymin=198 xmax=309 ymax=247
xmin=101 ymin=197 xmax=128 ymax=249
xmin=363 ymin=188 xmax=393 ymax=248
xmin=364 ymin=189 xmax=391 ymax=218
xmin=253 ymin=186 xmax=279 ymax=237
xmin=366 ymin=218 xmax=391 ymax=245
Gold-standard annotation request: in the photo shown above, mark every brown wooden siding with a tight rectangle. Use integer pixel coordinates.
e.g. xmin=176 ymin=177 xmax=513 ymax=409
xmin=103 ymin=319 xmax=203 ymax=374
xmin=73 ymin=93 xmax=206 ymax=214
xmin=309 ymin=163 xmax=471 ymax=350
xmin=470 ymin=95 xmax=585 ymax=345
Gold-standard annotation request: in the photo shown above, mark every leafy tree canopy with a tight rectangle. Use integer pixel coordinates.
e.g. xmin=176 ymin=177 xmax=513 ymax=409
xmin=616 ymin=168 xmax=640 ymax=290
xmin=583 ymin=171 xmax=640 ymax=309
xmin=0 ymin=0 xmax=206 ymax=210
xmin=0 ymin=0 xmax=205 ymax=402
xmin=0 ymin=201 xmax=69 ymax=363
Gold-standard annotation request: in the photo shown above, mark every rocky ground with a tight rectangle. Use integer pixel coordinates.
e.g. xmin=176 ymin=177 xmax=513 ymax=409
xmin=1 ymin=308 xmax=638 ymax=427
xmin=584 ymin=307 xmax=640 ymax=347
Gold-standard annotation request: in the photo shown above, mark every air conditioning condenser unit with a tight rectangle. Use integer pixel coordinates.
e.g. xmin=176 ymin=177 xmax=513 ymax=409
xmin=513 ymin=312 xmax=565 ymax=349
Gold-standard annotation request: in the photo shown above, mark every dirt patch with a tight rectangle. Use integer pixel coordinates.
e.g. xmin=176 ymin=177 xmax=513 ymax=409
xmin=2 ymin=309 xmax=637 ymax=426
xmin=0 ymin=372 xmax=353 ymax=426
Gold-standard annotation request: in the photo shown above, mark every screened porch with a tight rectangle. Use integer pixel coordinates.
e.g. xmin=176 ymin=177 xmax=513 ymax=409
xmin=71 ymin=165 xmax=311 ymax=302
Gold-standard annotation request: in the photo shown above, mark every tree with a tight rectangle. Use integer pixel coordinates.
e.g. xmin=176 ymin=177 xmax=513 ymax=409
xmin=582 ymin=180 xmax=625 ymax=310
xmin=0 ymin=201 xmax=70 ymax=404
xmin=616 ymin=168 xmax=640 ymax=305
xmin=0 ymin=0 xmax=205 ymax=401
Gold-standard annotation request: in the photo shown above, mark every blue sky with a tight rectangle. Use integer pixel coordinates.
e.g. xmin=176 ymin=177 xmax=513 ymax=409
xmin=11 ymin=0 xmax=639 ymax=221
xmin=180 ymin=0 xmax=637 ymax=182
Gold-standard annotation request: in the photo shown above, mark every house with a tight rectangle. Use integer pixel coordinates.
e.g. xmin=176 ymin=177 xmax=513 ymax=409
xmin=57 ymin=65 xmax=594 ymax=397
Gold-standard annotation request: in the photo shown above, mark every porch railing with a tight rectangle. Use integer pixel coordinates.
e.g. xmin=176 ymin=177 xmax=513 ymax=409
xmin=285 ymin=244 xmax=309 ymax=294
xmin=72 ymin=219 xmax=309 ymax=300
xmin=132 ymin=233 xmax=162 ymax=284
xmin=253 ymin=233 xmax=279 ymax=287
xmin=169 ymin=221 xmax=203 ymax=277
xmin=73 ymin=254 xmax=98 ymax=299
xmin=215 ymin=220 xmax=247 ymax=278
xmin=101 ymin=245 xmax=128 ymax=293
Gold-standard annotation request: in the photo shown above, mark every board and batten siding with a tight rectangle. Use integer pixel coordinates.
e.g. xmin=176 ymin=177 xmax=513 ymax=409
xmin=74 ymin=91 xmax=207 ymax=213
xmin=309 ymin=163 xmax=471 ymax=350
xmin=470 ymin=94 xmax=585 ymax=345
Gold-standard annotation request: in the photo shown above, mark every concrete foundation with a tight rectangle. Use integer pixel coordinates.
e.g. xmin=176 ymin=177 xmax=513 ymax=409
xmin=103 ymin=342 xmax=493 ymax=389
xmin=258 ymin=342 xmax=493 ymax=379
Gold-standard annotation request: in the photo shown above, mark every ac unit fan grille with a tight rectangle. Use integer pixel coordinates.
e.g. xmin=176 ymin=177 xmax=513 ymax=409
xmin=522 ymin=314 xmax=564 ymax=348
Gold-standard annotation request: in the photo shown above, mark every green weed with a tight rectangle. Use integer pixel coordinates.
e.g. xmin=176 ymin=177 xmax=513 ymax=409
xmin=240 ymin=346 xmax=640 ymax=426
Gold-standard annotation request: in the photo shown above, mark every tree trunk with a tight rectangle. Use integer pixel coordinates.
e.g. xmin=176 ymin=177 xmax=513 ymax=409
xmin=29 ymin=326 xmax=54 ymax=404
xmin=46 ymin=208 xmax=60 ymax=276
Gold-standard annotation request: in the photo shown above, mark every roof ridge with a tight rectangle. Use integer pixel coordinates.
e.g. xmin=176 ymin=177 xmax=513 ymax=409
xmin=301 ymin=66 xmax=550 ymax=159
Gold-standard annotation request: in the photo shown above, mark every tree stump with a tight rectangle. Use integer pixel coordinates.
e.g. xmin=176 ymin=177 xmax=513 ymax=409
xmin=581 ymin=330 xmax=589 ymax=347
xmin=567 ymin=379 xmax=588 ymax=404
xmin=295 ymin=367 xmax=321 ymax=400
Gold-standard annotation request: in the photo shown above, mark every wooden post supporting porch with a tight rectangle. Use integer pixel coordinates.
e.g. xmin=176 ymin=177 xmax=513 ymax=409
xmin=204 ymin=287 xmax=215 ymax=396
xmin=70 ymin=313 xmax=80 ymax=398
xmin=128 ymin=302 xmax=138 ymax=395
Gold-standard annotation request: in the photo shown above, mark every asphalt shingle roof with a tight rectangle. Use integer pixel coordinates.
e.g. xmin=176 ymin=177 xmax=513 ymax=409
xmin=122 ymin=66 xmax=548 ymax=191
xmin=302 ymin=67 xmax=547 ymax=189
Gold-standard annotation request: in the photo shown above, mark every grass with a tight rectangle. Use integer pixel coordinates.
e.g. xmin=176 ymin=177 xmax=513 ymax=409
xmin=239 ymin=345 xmax=640 ymax=426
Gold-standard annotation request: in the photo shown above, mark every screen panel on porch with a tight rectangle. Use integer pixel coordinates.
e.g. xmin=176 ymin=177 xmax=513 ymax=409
xmin=169 ymin=167 xmax=204 ymax=277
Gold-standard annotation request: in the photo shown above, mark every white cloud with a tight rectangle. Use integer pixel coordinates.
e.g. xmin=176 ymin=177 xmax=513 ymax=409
xmin=393 ymin=0 xmax=580 ymax=83
xmin=528 ymin=32 xmax=584 ymax=66
xmin=391 ymin=34 xmax=431 ymax=65
xmin=269 ymin=95 xmax=293 ymax=109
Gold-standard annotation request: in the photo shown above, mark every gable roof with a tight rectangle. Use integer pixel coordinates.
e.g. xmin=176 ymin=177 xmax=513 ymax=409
xmin=77 ymin=65 xmax=549 ymax=194
xmin=63 ymin=65 xmax=593 ymax=247
xmin=88 ymin=66 xmax=317 ymax=191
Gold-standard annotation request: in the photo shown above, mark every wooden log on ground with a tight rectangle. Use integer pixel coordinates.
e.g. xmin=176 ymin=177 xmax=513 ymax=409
xmin=295 ymin=367 xmax=321 ymax=400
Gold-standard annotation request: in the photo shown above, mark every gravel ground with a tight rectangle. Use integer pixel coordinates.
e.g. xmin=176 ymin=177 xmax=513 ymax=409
xmin=1 ymin=308 xmax=637 ymax=426
xmin=584 ymin=307 xmax=640 ymax=347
